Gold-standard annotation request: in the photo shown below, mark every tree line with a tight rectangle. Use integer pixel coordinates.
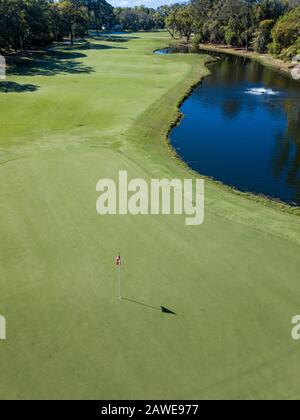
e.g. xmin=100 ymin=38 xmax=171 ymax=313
xmin=0 ymin=0 xmax=299 ymax=61
xmin=165 ymin=0 xmax=300 ymax=60
xmin=0 ymin=0 xmax=168 ymax=51
xmin=0 ymin=0 xmax=114 ymax=50
xmin=113 ymin=6 xmax=165 ymax=31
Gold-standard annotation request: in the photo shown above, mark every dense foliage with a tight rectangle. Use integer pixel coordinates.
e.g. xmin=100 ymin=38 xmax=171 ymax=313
xmin=166 ymin=0 xmax=300 ymax=59
xmin=0 ymin=0 xmax=113 ymax=50
xmin=269 ymin=4 xmax=300 ymax=59
xmin=113 ymin=6 xmax=165 ymax=31
xmin=0 ymin=0 xmax=299 ymax=60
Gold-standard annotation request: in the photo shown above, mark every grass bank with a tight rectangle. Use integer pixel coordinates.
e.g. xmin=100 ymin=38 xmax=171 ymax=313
xmin=0 ymin=32 xmax=300 ymax=400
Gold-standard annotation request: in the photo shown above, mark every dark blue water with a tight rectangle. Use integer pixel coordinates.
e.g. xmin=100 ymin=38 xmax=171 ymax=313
xmin=155 ymin=46 xmax=189 ymax=55
xmin=170 ymin=53 xmax=300 ymax=205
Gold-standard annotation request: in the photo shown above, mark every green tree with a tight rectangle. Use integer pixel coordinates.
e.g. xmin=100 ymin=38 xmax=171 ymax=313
xmin=165 ymin=5 xmax=194 ymax=41
xmin=58 ymin=0 xmax=89 ymax=45
xmin=176 ymin=6 xmax=195 ymax=42
xmin=115 ymin=8 xmax=140 ymax=31
xmin=24 ymin=0 xmax=52 ymax=46
xmin=269 ymin=4 xmax=300 ymax=59
xmin=0 ymin=0 xmax=27 ymax=50
xmin=221 ymin=0 xmax=249 ymax=47
xmin=191 ymin=33 xmax=202 ymax=52
xmin=165 ymin=7 xmax=181 ymax=39
xmin=49 ymin=1 xmax=64 ymax=42
xmin=84 ymin=0 xmax=114 ymax=35
xmin=253 ymin=0 xmax=286 ymax=22
xmin=252 ymin=18 xmax=274 ymax=52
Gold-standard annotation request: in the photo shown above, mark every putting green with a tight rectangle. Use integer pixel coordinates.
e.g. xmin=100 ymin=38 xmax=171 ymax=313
xmin=0 ymin=32 xmax=300 ymax=400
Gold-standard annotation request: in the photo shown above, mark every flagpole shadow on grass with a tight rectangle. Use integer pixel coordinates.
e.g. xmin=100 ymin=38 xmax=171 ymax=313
xmin=114 ymin=254 xmax=176 ymax=315
xmin=122 ymin=297 xmax=176 ymax=315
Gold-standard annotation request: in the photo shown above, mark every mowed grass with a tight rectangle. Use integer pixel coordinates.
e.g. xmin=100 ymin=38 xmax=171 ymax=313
xmin=0 ymin=32 xmax=300 ymax=400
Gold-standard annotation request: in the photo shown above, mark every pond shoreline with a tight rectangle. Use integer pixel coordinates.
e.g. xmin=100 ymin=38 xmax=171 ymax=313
xmin=163 ymin=45 xmax=300 ymax=215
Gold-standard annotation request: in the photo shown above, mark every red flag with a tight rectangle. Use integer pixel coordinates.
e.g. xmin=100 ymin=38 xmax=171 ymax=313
xmin=115 ymin=255 xmax=121 ymax=266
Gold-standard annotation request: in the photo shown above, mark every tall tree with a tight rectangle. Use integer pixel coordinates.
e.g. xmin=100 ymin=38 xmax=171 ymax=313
xmin=84 ymin=0 xmax=114 ymax=35
xmin=269 ymin=4 xmax=300 ymax=59
xmin=58 ymin=0 xmax=89 ymax=45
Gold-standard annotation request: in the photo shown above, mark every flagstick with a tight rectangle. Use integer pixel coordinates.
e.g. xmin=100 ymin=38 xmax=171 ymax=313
xmin=118 ymin=265 xmax=122 ymax=300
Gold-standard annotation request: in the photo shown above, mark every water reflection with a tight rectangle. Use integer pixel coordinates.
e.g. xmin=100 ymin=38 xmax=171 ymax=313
xmin=170 ymin=53 xmax=300 ymax=205
xmin=272 ymin=103 xmax=300 ymax=204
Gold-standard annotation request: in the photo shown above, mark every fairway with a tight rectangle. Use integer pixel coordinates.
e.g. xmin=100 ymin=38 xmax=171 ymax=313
xmin=1 ymin=32 xmax=300 ymax=400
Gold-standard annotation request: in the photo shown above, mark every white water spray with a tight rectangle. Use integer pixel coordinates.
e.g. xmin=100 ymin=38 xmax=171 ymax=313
xmin=246 ymin=87 xmax=280 ymax=96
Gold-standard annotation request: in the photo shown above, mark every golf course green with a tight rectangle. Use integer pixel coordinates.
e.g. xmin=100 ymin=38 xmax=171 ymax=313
xmin=1 ymin=32 xmax=300 ymax=400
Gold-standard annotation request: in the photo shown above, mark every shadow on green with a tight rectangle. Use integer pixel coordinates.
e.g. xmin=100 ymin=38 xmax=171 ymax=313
xmin=122 ymin=297 xmax=177 ymax=315
xmin=0 ymin=81 xmax=39 ymax=93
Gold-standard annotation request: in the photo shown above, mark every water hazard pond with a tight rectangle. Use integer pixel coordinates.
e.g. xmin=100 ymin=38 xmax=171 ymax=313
xmin=158 ymin=48 xmax=300 ymax=206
